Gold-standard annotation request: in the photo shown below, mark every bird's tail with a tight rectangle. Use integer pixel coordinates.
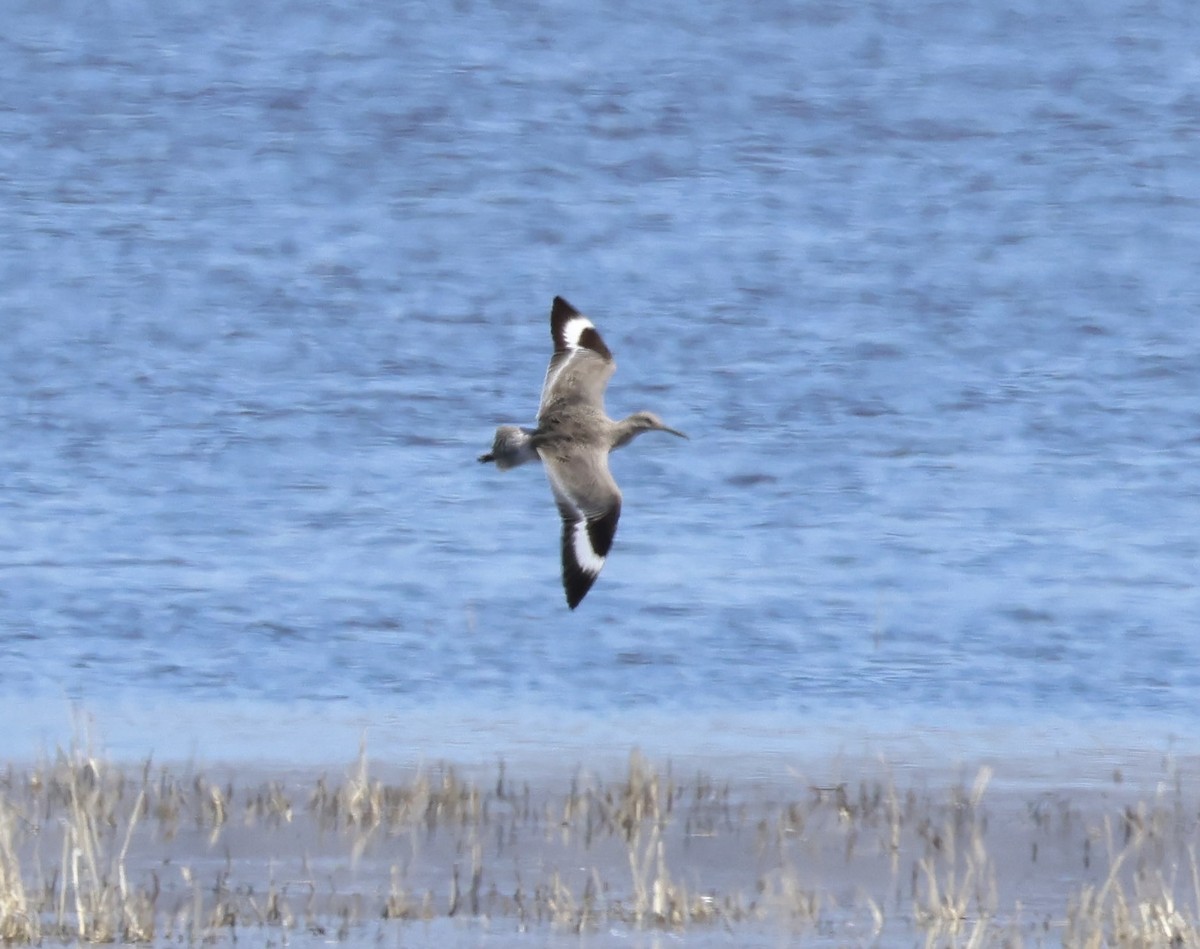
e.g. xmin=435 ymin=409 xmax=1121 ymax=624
xmin=479 ymin=426 xmax=540 ymax=470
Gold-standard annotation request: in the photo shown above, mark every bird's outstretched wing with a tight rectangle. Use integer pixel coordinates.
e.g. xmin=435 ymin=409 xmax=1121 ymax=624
xmin=543 ymin=450 xmax=622 ymax=610
xmin=538 ymin=296 xmax=616 ymax=419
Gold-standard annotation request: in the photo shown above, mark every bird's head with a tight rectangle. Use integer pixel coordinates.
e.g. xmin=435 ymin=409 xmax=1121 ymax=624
xmin=614 ymin=411 xmax=688 ymax=448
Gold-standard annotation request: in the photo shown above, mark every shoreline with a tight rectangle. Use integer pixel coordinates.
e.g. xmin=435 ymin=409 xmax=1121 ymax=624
xmin=9 ymin=695 xmax=1197 ymax=784
xmin=1 ymin=717 xmax=1198 ymax=946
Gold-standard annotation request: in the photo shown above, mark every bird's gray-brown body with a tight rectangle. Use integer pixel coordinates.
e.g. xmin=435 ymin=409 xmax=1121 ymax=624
xmin=479 ymin=296 xmax=686 ymax=609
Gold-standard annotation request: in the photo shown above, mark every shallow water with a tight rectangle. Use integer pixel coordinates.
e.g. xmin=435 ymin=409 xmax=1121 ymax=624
xmin=7 ymin=748 xmax=1198 ymax=948
xmin=1 ymin=0 xmax=1198 ymax=758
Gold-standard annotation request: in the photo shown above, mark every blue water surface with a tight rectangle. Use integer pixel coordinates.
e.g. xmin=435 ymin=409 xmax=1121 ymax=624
xmin=1 ymin=0 xmax=1198 ymax=760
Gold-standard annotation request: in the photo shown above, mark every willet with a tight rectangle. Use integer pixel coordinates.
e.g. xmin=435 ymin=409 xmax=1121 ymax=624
xmin=479 ymin=296 xmax=687 ymax=609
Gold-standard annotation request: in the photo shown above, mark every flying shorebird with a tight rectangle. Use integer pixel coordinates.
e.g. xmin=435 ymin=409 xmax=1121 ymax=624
xmin=479 ymin=296 xmax=687 ymax=609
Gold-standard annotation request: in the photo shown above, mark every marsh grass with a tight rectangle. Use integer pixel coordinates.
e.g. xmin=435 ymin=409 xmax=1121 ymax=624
xmin=0 ymin=743 xmax=1196 ymax=945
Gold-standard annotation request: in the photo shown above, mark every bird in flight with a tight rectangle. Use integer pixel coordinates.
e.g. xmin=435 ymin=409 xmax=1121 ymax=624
xmin=479 ymin=296 xmax=687 ymax=609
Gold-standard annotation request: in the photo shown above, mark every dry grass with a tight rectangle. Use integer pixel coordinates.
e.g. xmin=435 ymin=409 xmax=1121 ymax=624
xmin=0 ymin=742 xmax=1195 ymax=945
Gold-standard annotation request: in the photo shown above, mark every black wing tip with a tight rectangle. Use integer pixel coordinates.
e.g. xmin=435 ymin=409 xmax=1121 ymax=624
xmin=561 ymin=541 xmax=600 ymax=610
xmin=550 ymin=296 xmax=579 ymax=352
xmin=559 ymin=505 xmax=621 ymax=610
xmin=550 ymin=297 xmax=578 ymax=339
xmin=565 ymin=581 xmax=589 ymax=610
xmin=563 ymin=563 xmax=599 ymax=609
xmin=549 ymin=297 xmax=612 ymax=360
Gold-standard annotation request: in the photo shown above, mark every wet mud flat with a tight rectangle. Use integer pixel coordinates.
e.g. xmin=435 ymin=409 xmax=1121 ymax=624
xmin=0 ymin=743 xmax=1197 ymax=947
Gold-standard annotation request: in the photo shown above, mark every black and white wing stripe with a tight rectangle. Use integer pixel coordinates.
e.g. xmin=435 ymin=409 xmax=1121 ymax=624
xmin=557 ymin=498 xmax=621 ymax=610
xmin=544 ymin=452 xmax=622 ymax=610
xmin=538 ymin=296 xmax=615 ymax=417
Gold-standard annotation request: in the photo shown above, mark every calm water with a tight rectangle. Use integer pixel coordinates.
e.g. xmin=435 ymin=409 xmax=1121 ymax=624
xmin=2 ymin=0 xmax=1198 ymax=759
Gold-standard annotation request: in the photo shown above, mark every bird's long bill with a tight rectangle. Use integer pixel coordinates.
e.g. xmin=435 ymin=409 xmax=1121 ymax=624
xmin=662 ymin=426 xmax=688 ymax=439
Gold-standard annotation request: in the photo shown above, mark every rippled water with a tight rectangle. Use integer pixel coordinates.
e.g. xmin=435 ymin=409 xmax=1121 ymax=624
xmin=2 ymin=0 xmax=1198 ymax=757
